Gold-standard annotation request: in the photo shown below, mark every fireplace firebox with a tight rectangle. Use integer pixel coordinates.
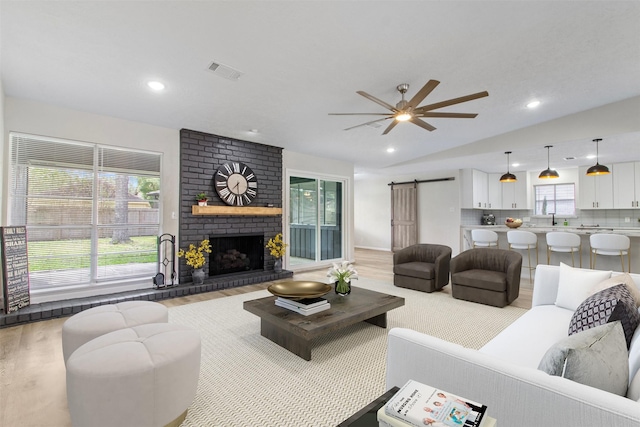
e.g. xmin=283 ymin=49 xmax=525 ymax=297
xmin=209 ymin=234 xmax=264 ymax=276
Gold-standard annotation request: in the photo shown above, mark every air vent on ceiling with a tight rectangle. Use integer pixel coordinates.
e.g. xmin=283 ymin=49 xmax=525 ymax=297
xmin=208 ymin=61 xmax=244 ymax=81
xmin=563 ymin=156 xmax=576 ymax=161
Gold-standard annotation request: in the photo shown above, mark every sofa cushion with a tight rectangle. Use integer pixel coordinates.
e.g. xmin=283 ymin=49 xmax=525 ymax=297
xmin=591 ymin=273 xmax=640 ymax=307
xmin=555 ymin=263 xmax=611 ymax=311
xmin=451 ymin=269 xmax=506 ymax=292
xmin=538 ymin=321 xmax=629 ymax=396
xmin=568 ymin=284 xmax=640 ymax=349
xmin=480 ymin=305 xmax=574 ymax=369
xmin=394 ymin=262 xmax=435 ymax=280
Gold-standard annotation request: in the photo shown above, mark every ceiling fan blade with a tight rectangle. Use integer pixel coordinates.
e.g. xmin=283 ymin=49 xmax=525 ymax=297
xmin=328 ymin=113 xmax=393 ymax=116
xmin=410 ymin=117 xmax=436 ymax=132
xmin=415 ymin=91 xmax=489 ymax=113
xmin=382 ymin=120 xmax=400 ymax=135
xmin=356 ymin=91 xmax=398 ymax=112
xmin=417 ymin=112 xmax=478 ymax=118
xmin=406 ymin=79 xmax=440 ymax=110
xmin=344 ymin=117 xmax=391 ymax=131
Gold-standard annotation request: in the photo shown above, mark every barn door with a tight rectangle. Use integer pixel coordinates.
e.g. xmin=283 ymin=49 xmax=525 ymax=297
xmin=391 ymin=182 xmax=418 ymax=252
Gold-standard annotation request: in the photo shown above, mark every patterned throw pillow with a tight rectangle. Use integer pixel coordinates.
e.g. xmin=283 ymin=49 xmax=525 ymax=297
xmin=568 ymin=284 xmax=640 ymax=349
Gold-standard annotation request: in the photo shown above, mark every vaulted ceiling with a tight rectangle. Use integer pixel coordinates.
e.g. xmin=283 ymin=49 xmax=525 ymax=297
xmin=2 ymin=1 xmax=639 ymax=175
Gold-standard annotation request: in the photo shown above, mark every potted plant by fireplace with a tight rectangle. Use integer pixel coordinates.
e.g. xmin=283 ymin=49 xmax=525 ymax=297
xmin=177 ymin=239 xmax=212 ymax=285
xmin=196 ymin=192 xmax=208 ymax=206
xmin=266 ymin=233 xmax=287 ymax=273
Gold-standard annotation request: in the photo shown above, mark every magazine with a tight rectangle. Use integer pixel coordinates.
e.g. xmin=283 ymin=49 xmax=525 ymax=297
xmin=384 ymin=380 xmax=487 ymax=427
xmin=276 ymin=296 xmax=328 ymax=309
xmin=274 ymin=299 xmax=330 ymax=315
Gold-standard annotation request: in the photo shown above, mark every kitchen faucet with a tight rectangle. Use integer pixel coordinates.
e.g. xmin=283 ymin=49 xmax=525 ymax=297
xmin=551 ymin=212 xmax=557 ymax=226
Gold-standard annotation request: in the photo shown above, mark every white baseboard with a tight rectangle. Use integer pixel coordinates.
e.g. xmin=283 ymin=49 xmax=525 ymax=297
xmin=355 ymin=245 xmax=392 ymax=252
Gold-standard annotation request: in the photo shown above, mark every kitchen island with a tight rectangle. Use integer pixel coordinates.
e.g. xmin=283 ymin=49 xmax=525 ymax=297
xmin=460 ymin=225 xmax=640 ymax=273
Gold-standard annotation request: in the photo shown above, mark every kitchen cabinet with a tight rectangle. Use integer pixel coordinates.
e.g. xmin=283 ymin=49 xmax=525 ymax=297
xmin=487 ymin=173 xmax=502 ymax=210
xmin=461 ymin=169 xmax=489 ymax=209
xmin=501 ymin=172 xmax=529 ymax=209
xmin=579 ymin=165 xmax=614 ymax=209
xmin=613 ymin=162 xmax=640 ymax=208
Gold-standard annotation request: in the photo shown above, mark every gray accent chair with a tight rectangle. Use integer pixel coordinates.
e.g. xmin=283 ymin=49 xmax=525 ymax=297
xmin=450 ymin=248 xmax=522 ymax=307
xmin=393 ymin=244 xmax=452 ymax=293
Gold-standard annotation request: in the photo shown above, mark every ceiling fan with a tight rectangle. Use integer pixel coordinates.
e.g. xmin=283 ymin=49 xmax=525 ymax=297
xmin=329 ymin=79 xmax=488 ymax=135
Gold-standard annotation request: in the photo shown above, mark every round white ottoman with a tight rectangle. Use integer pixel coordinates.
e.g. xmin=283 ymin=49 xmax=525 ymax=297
xmin=62 ymin=301 xmax=168 ymax=363
xmin=66 ymin=323 xmax=201 ymax=427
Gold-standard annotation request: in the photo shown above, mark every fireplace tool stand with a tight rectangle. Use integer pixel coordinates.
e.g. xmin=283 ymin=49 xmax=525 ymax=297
xmin=153 ymin=233 xmax=176 ymax=288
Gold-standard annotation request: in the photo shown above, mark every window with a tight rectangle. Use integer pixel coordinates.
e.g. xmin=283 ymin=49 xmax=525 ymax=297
xmin=534 ymin=183 xmax=575 ymax=216
xmin=9 ymin=133 xmax=161 ymax=291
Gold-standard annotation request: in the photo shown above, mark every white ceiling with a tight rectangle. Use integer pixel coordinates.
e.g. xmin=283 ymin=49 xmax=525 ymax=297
xmin=2 ymin=1 xmax=640 ymax=176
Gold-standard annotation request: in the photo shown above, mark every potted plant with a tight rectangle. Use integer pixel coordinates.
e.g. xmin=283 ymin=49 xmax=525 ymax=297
xmin=266 ymin=233 xmax=288 ymax=273
xmin=327 ymin=261 xmax=358 ymax=296
xmin=196 ymin=192 xmax=208 ymax=206
xmin=177 ymin=239 xmax=212 ymax=284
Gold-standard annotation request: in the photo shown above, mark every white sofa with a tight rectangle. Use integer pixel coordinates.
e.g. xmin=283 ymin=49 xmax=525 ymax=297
xmin=386 ymin=264 xmax=640 ymax=427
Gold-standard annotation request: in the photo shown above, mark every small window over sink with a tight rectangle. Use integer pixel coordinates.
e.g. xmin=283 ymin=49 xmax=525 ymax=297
xmin=534 ymin=183 xmax=576 ymax=216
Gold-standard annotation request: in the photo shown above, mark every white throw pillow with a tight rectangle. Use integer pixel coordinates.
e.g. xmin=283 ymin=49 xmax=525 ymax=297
xmin=628 ymin=370 xmax=640 ymax=401
xmin=554 ymin=263 xmax=611 ymax=311
xmin=591 ymin=273 xmax=640 ymax=308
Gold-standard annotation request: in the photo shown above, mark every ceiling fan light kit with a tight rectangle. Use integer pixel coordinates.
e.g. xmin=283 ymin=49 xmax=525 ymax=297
xmin=586 ymin=138 xmax=611 ymax=176
xmin=539 ymin=145 xmax=560 ymax=179
xmin=329 ymin=79 xmax=488 ymax=135
xmin=499 ymin=151 xmax=517 ymax=183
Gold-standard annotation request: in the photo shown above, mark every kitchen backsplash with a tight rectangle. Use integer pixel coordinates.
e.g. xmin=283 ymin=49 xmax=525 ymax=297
xmin=461 ymin=209 xmax=640 ymax=228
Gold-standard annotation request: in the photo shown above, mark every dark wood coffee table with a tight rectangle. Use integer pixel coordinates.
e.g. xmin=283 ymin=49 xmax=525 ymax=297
xmin=243 ymin=286 xmax=404 ymax=360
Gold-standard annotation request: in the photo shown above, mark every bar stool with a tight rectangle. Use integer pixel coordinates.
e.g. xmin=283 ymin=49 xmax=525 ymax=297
xmin=546 ymin=231 xmax=582 ymax=268
xmin=507 ymin=230 xmax=538 ymax=281
xmin=590 ymin=233 xmax=631 ymax=272
xmin=471 ymin=229 xmax=499 ymax=249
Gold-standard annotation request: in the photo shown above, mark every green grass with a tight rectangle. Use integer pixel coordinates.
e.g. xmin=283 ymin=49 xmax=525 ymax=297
xmin=27 ymin=236 xmax=157 ymax=271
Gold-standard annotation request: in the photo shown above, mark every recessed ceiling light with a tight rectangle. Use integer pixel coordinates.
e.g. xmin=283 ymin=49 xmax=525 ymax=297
xmin=526 ymin=100 xmax=541 ymax=109
xmin=386 ymin=147 xmax=395 ymax=153
xmin=586 ymin=154 xmax=597 ymax=160
xmin=512 ymin=163 xmax=520 ymax=167
xmin=147 ymin=81 xmax=165 ymax=91
xmin=249 ymin=129 xmax=259 ymax=133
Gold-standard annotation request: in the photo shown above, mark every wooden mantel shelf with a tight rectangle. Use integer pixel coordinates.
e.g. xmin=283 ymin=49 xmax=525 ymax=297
xmin=192 ymin=205 xmax=283 ymax=216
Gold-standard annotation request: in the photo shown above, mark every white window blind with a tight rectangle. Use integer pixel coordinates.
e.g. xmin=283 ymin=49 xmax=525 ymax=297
xmin=9 ymin=133 xmax=161 ymax=291
xmin=534 ymin=183 xmax=576 ymax=216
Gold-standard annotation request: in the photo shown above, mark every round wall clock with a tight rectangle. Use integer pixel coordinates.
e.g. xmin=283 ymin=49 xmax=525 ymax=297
xmin=214 ymin=162 xmax=258 ymax=206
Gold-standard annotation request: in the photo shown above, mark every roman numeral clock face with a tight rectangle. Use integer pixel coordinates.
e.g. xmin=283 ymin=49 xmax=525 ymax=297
xmin=214 ymin=162 xmax=258 ymax=206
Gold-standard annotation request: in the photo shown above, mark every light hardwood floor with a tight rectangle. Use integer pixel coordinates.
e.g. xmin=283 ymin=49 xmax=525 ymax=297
xmin=0 ymin=248 xmax=532 ymax=427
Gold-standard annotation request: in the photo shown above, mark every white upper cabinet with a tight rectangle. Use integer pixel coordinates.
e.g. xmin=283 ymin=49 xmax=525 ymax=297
xmin=613 ymin=162 xmax=640 ymax=208
xmin=487 ymin=173 xmax=502 ymax=210
xmin=579 ymin=165 xmax=614 ymax=209
xmin=501 ymin=172 xmax=529 ymax=209
xmin=461 ymin=169 xmax=489 ymax=209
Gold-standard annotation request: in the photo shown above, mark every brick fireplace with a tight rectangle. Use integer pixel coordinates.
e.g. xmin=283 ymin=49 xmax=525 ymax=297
xmin=179 ymin=129 xmax=288 ymax=286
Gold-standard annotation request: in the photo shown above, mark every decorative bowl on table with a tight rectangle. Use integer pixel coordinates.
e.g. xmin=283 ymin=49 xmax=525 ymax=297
xmin=505 ymin=218 xmax=523 ymax=228
xmin=267 ymin=281 xmax=332 ymax=299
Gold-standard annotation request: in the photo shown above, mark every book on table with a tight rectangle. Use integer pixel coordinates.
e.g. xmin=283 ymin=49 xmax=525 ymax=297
xmin=274 ymin=298 xmax=330 ymax=315
xmin=382 ymin=379 xmax=488 ymax=427
xmin=377 ymin=407 xmax=496 ymax=427
xmin=275 ymin=296 xmax=328 ymax=309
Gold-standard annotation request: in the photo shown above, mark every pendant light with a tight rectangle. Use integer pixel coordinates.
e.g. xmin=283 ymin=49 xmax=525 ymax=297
xmin=499 ymin=151 xmax=517 ymax=182
xmin=586 ymin=138 xmax=610 ymax=176
xmin=539 ymin=145 xmax=559 ymax=179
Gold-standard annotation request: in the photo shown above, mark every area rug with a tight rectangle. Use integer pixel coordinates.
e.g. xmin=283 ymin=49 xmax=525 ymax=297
xmin=168 ymin=277 xmax=527 ymax=427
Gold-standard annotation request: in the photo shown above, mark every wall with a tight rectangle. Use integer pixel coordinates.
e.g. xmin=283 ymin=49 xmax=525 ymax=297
xmin=354 ymin=169 xmax=462 ymax=255
xmin=283 ymin=150 xmax=355 ymax=265
xmin=178 ymin=129 xmax=283 ymax=283
xmin=2 ymin=98 xmax=180 ymax=301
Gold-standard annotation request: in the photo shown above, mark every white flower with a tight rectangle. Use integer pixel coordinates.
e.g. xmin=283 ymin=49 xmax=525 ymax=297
xmin=327 ymin=260 xmax=358 ymax=283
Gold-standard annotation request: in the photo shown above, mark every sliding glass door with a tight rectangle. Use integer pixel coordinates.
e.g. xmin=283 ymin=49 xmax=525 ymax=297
xmin=289 ymin=176 xmax=343 ymax=267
